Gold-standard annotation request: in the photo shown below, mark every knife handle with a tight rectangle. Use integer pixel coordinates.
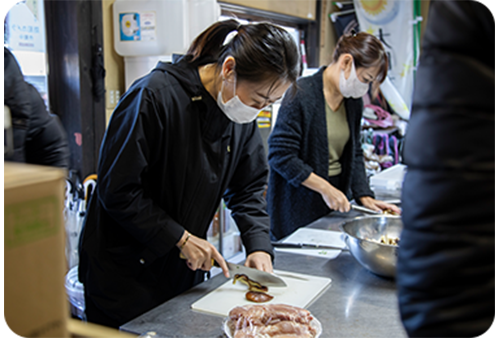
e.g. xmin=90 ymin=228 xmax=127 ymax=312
xmin=271 ymin=242 xmax=302 ymax=248
xmin=179 ymin=252 xmax=219 ymax=267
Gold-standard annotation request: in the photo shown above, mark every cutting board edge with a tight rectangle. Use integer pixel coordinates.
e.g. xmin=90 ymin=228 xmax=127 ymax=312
xmin=303 ymin=280 xmax=332 ymax=309
xmin=191 ymin=306 xmax=229 ymax=318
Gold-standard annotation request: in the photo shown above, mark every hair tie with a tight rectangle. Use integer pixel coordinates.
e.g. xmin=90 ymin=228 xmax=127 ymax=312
xmin=223 ymin=30 xmax=238 ymax=46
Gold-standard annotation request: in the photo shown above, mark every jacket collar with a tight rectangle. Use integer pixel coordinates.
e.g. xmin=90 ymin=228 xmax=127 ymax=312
xmin=154 ymin=56 xmax=232 ymax=143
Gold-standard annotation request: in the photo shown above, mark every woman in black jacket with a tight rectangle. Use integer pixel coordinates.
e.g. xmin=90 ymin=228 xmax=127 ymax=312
xmin=267 ymin=32 xmax=399 ymax=240
xmin=78 ymin=20 xmax=299 ymax=328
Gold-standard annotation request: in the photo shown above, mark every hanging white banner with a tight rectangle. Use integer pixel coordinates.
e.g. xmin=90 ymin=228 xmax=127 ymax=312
xmin=353 ymin=0 xmax=415 ymax=119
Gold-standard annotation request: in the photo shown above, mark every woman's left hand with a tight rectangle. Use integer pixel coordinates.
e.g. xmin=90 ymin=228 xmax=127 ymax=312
xmin=245 ymin=251 xmax=273 ymax=273
xmin=359 ymin=196 xmax=401 ymax=215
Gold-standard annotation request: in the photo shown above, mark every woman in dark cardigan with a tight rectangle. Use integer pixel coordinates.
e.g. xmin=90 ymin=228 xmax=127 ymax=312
xmin=267 ymin=32 xmax=400 ymax=240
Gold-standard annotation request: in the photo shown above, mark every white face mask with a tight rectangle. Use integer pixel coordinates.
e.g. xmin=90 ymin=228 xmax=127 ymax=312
xmin=217 ymin=75 xmax=261 ymax=124
xmin=339 ymin=59 xmax=369 ymax=99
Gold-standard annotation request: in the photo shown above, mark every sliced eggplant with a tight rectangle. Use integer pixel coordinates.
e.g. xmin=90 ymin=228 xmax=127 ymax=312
xmin=233 ymin=273 xmax=269 ymax=292
xmin=245 ymin=291 xmax=274 ymax=303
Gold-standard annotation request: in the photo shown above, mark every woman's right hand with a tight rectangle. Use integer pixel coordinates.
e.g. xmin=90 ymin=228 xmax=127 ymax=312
xmin=177 ymin=231 xmax=230 ymax=278
xmin=302 ymin=172 xmax=351 ymax=213
xmin=320 ymin=183 xmax=351 ymax=213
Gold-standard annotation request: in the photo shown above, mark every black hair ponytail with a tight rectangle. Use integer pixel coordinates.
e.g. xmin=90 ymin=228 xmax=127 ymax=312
xmin=187 ymin=19 xmax=239 ymax=63
xmin=187 ymin=20 xmax=300 ymax=91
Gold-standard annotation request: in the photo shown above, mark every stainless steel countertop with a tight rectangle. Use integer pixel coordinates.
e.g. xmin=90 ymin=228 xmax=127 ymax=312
xmin=120 ymin=210 xmax=407 ymax=338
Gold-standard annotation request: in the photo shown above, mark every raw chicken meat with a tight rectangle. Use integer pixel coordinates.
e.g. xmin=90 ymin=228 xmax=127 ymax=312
xmin=228 ymin=304 xmax=318 ymax=338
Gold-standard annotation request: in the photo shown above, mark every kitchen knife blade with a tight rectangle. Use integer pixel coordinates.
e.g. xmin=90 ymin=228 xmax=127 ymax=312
xmin=180 ymin=253 xmax=287 ymax=287
xmin=351 ymin=204 xmax=382 ymax=215
xmin=272 ymin=242 xmax=349 ymax=251
xmin=226 ymin=262 xmax=287 ymax=287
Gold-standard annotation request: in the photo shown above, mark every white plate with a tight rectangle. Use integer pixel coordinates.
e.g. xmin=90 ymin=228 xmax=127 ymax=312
xmin=223 ymin=313 xmax=322 ymax=338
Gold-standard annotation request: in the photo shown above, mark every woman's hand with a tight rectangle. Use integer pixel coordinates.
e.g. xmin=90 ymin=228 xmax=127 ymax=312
xmin=245 ymin=251 xmax=273 ymax=273
xmin=359 ymin=196 xmax=401 ymax=215
xmin=177 ymin=231 xmax=230 ymax=278
xmin=320 ymin=184 xmax=351 ymax=213
xmin=301 ymin=172 xmax=351 ymax=212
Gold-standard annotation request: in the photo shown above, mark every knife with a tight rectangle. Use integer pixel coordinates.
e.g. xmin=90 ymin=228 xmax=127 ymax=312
xmin=271 ymin=242 xmax=349 ymax=251
xmin=225 ymin=261 xmax=287 ymax=287
xmin=351 ymin=204 xmax=382 ymax=215
xmin=179 ymin=253 xmax=287 ymax=287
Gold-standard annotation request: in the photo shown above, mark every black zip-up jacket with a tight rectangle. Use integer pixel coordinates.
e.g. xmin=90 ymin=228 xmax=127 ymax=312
xmin=78 ymin=56 xmax=274 ymax=326
xmin=397 ymin=1 xmax=494 ymax=337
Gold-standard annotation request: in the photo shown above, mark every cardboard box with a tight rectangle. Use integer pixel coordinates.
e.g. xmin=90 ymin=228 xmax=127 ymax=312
xmin=4 ymin=162 xmax=69 ymax=337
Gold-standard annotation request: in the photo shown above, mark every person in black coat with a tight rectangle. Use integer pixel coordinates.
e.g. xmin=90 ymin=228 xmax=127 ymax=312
xmin=267 ymin=32 xmax=400 ymax=240
xmin=396 ymin=1 xmax=494 ymax=337
xmin=4 ymin=47 xmax=69 ymax=168
xmin=78 ymin=20 xmax=300 ymax=328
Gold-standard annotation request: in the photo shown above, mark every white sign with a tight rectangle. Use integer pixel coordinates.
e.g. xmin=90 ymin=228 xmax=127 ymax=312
xmin=5 ymin=0 xmax=46 ymax=53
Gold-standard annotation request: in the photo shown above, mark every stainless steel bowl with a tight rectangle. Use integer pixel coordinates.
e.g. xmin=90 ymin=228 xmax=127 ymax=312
xmin=340 ymin=215 xmax=402 ymax=278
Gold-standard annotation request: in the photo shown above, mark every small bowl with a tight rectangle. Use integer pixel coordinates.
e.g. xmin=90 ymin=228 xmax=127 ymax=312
xmin=340 ymin=215 xmax=402 ymax=278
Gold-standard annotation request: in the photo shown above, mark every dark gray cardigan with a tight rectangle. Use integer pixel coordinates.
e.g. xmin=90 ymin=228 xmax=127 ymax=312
xmin=267 ymin=67 xmax=374 ymax=240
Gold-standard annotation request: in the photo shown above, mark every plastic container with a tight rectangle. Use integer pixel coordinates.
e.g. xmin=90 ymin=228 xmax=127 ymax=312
xmin=223 ymin=305 xmax=322 ymax=338
xmin=115 ymin=0 xmax=221 ymax=89
xmin=113 ymin=0 xmax=220 ymax=57
xmin=65 ymin=265 xmax=85 ymax=320
xmin=369 ymin=163 xmax=407 ymax=199
xmin=113 ymin=0 xmax=188 ymax=57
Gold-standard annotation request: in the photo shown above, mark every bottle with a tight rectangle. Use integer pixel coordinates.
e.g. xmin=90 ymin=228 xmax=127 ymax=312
xmin=113 ymin=0 xmax=189 ymax=57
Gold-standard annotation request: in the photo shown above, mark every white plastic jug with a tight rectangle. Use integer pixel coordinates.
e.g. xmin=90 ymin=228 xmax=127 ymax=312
xmin=113 ymin=0 xmax=220 ymax=57
xmin=113 ymin=0 xmax=189 ymax=57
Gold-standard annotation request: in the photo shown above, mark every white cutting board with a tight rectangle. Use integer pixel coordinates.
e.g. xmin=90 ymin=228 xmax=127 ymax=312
xmin=191 ymin=270 xmax=331 ymax=317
